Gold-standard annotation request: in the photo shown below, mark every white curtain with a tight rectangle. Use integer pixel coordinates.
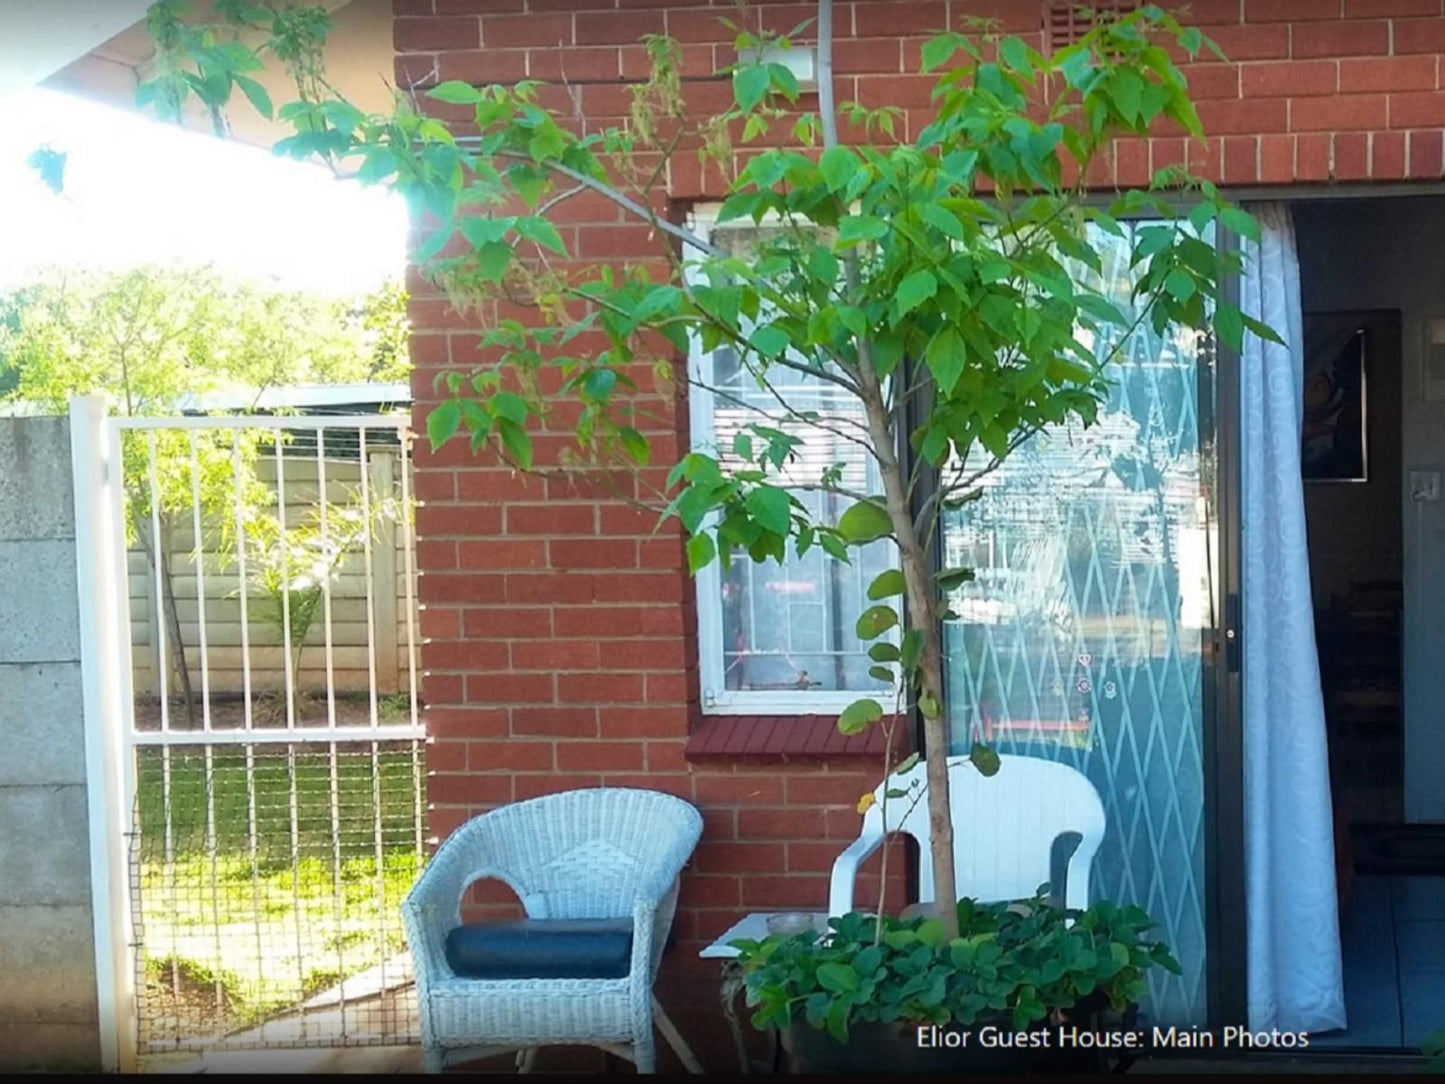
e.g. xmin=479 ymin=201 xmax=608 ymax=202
xmin=1240 ymin=202 xmax=1347 ymax=1033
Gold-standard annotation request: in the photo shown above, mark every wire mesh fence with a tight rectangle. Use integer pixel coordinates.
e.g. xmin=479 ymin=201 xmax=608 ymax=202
xmin=130 ymin=741 xmax=426 ymax=1051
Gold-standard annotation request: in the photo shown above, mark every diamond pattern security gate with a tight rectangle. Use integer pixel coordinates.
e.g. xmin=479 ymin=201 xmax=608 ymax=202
xmin=73 ymin=401 xmax=427 ymax=1061
xmin=941 ymin=223 xmax=1218 ymax=1025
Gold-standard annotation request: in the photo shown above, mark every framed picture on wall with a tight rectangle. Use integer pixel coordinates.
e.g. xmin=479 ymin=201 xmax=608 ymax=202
xmin=1302 ymin=314 xmax=1368 ymax=483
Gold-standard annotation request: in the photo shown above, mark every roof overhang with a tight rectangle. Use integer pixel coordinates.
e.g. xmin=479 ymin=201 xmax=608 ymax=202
xmin=0 ymin=0 xmax=154 ymax=99
xmin=13 ymin=0 xmax=397 ymax=151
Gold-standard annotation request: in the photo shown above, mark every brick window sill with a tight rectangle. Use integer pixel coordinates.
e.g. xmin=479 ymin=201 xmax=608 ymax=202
xmin=683 ymin=714 xmax=905 ymax=761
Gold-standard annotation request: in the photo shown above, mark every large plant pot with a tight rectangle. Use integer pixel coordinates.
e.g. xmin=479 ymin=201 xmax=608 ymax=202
xmin=785 ymin=1005 xmax=1132 ymax=1076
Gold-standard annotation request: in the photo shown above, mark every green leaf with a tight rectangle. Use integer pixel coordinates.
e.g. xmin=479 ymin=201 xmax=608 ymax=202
xmin=233 ymin=75 xmax=273 ymax=119
xmin=1163 ymin=267 xmax=1195 ymax=302
xmin=925 ymin=326 xmax=966 ymax=393
xmin=868 ymin=665 xmax=895 ymax=683
xmin=917 ymin=918 xmax=946 ymax=947
xmin=837 ymin=215 xmax=888 ymax=247
xmin=460 ymin=216 xmax=512 ymax=247
xmin=1218 ymin=204 xmax=1261 ymax=242
xmin=1109 ymin=69 xmax=1143 ymax=124
xmin=618 ymin=426 xmax=649 ymax=465
xmin=733 ymin=65 xmax=772 ymax=111
xmin=918 ymin=202 xmax=966 ymax=242
xmin=970 ymin=743 xmax=1001 ymax=777
xmin=869 ymin=643 xmax=900 ymax=662
xmin=582 ymin=368 xmax=617 ymax=400
xmin=745 ymin=486 xmax=792 ymax=535
xmin=489 ymin=390 xmax=528 ymax=425
xmin=496 ymin=417 xmax=533 ymax=468
xmin=515 ymin=216 xmax=567 ymax=255
xmin=686 ymin=532 xmax=715 ymax=574
xmin=867 ymin=569 xmax=906 ymax=600
xmin=936 ymin=567 xmax=975 ymax=591
xmin=837 ymin=500 xmax=892 ymax=544
xmin=894 ymin=269 xmax=938 ymax=320
xmin=476 ymin=241 xmax=513 ymax=282
xmin=893 ymin=752 xmax=920 ymax=775
xmin=920 ymin=33 xmax=962 ymax=73
xmin=999 ymin=36 xmax=1033 ymax=76
xmin=918 ymin=692 xmax=941 ymax=719
xmin=1076 ymin=294 xmax=1128 ymax=326
xmin=819 ymin=145 xmax=858 ymax=192
xmin=838 ymin=697 xmax=884 ymax=735
xmin=899 ymin=629 xmax=924 ymax=672
xmin=1242 ymin=313 xmax=1285 ymax=345
xmin=749 ymin=324 xmax=790 ymax=357
xmin=1214 ymin=302 xmax=1243 ymax=352
xmin=855 ymin=605 xmax=898 ymax=640
xmin=426 ymin=399 xmax=461 ymax=451
xmin=635 ymin=284 xmax=684 ymax=321
xmin=428 ymin=81 xmax=484 ymax=105
xmin=768 ymin=62 xmax=800 ymax=101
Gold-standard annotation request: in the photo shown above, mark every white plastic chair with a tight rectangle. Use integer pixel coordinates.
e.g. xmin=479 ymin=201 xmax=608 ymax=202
xmin=828 ymin=754 xmax=1106 ymax=917
xmin=401 ymin=788 xmax=704 ymax=1073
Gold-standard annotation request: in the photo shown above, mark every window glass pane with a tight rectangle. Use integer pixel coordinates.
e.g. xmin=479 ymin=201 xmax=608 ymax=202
xmin=707 ymin=344 xmax=896 ymax=694
xmin=942 ymin=222 xmax=1215 ymax=1025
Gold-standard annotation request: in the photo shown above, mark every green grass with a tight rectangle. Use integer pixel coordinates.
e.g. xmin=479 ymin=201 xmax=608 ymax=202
xmin=134 ymin=746 xmax=424 ymax=1029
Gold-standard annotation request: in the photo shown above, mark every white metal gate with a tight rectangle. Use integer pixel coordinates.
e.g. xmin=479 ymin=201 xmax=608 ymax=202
xmin=69 ymin=397 xmax=427 ymax=1067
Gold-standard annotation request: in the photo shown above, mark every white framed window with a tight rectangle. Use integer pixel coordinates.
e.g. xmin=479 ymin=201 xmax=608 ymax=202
xmin=687 ymin=210 xmax=898 ymax=715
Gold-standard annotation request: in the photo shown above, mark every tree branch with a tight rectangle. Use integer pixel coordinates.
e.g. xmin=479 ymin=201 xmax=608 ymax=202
xmin=687 ymin=374 xmax=877 ymax=457
xmin=460 ymin=144 xmax=725 ymax=258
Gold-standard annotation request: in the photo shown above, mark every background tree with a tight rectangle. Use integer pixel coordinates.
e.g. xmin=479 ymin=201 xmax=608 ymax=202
xmin=141 ymin=1 xmax=1273 ymax=938
xmin=241 ymin=483 xmax=403 ymax=715
xmin=0 ymin=264 xmax=411 ymax=722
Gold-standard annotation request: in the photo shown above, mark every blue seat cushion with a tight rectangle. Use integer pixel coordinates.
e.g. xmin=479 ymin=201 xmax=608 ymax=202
xmin=444 ymin=918 xmax=634 ymax=980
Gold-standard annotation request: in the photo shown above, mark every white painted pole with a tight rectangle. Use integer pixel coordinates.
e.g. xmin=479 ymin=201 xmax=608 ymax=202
xmin=317 ymin=431 xmax=337 ymax=729
xmin=274 ymin=434 xmax=296 ymax=728
xmin=369 ymin=450 xmax=400 ymax=694
xmin=233 ymin=435 xmax=255 ymax=731
xmin=69 ymin=395 xmax=137 ymax=1072
xmin=358 ymin=428 xmax=380 ymax=728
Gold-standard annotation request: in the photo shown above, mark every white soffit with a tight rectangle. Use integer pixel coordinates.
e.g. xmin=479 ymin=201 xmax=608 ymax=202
xmin=0 ymin=0 xmax=154 ymax=99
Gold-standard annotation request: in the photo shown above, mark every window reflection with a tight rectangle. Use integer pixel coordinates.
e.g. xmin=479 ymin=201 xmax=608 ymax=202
xmin=709 ymin=345 xmax=896 ymax=693
xmin=942 ymin=223 xmax=1216 ymax=1025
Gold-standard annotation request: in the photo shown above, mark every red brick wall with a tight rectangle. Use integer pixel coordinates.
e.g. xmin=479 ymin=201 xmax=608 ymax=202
xmin=396 ymin=0 xmax=1445 ymax=966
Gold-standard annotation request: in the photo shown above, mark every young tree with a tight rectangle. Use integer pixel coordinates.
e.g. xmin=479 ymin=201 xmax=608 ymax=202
xmin=142 ymin=1 xmax=1272 ymax=937
xmin=241 ymin=484 xmax=403 ymax=713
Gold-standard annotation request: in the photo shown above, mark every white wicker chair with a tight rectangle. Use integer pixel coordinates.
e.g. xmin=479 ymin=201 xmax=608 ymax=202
xmin=401 ymin=787 xmax=704 ymax=1074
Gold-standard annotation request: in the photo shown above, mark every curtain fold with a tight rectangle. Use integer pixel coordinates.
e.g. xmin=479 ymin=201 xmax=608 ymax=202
xmin=1239 ymin=202 xmax=1347 ymax=1033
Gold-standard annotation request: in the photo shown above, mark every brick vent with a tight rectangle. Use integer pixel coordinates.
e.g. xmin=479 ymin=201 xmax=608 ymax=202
xmin=1046 ymin=1 xmax=1141 ymax=51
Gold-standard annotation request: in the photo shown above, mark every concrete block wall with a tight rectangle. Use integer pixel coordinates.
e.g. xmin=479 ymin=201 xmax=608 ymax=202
xmin=0 ymin=416 xmax=101 ymax=1072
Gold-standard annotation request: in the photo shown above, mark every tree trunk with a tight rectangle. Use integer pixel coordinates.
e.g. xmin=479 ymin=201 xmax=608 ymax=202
xmin=861 ymin=385 xmax=959 ymax=939
xmin=143 ymin=516 xmax=197 ymax=728
xmin=813 ymin=0 xmax=959 ymax=937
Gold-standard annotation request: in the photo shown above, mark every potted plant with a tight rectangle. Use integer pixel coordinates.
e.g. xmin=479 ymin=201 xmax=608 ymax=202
xmin=734 ymin=893 xmax=1180 ymax=1074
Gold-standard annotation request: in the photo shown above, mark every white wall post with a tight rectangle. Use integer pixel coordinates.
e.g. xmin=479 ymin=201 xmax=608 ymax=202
xmin=69 ymin=394 xmax=138 ymax=1072
xmin=369 ymin=450 xmax=400 ymax=694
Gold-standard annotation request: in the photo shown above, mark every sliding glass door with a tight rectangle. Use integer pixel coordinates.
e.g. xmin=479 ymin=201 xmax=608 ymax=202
xmin=940 ymin=222 xmax=1222 ymax=1025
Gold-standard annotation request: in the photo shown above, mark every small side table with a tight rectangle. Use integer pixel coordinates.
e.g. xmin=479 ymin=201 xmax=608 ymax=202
xmin=699 ymin=911 xmax=826 ymax=1075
